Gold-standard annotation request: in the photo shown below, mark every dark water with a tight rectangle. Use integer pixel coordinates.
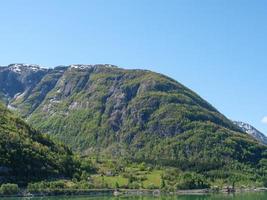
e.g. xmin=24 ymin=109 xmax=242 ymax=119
xmin=1 ymin=193 xmax=267 ymax=200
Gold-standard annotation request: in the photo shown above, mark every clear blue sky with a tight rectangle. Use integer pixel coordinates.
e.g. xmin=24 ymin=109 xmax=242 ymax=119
xmin=0 ymin=0 xmax=267 ymax=133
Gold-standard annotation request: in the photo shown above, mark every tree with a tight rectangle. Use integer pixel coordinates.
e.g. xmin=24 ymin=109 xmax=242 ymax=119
xmin=160 ymin=175 xmax=166 ymax=189
xmin=115 ymin=182 xmax=119 ymax=189
xmin=0 ymin=184 xmax=19 ymax=195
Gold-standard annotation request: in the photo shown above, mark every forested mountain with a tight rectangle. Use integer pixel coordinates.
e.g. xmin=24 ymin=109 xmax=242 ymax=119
xmin=0 ymin=102 xmax=78 ymax=185
xmin=0 ymin=64 xmax=267 ymax=175
xmin=233 ymin=121 xmax=267 ymax=145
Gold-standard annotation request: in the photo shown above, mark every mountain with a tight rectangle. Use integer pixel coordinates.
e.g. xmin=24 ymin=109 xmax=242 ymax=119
xmin=0 ymin=63 xmax=267 ymax=174
xmin=0 ymin=64 xmax=48 ymax=105
xmin=0 ymin=102 xmax=78 ymax=185
xmin=233 ymin=121 xmax=267 ymax=145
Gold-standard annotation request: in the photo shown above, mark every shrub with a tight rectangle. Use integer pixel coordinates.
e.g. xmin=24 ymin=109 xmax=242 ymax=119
xmin=262 ymin=176 xmax=267 ymax=187
xmin=176 ymin=173 xmax=210 ymax=189
xmin=115 ymin=182 xmax=119 ymax=189
xmin=139 ymin=162 xmax=146 ymax=171
xmin=160 ymin=177 xmax=166 ymax=189
xmin=128 ymin=182 xmax=140 ymax=189
xmin=0 ymin=183 xmax=19 ymax=195
xmin=146 ymin=183 xmax=158 ymax=189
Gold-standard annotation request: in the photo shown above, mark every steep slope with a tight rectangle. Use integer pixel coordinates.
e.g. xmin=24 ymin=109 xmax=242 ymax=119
xmin=233 ymin=121 xmax=267 ymax=145
xmin=0 ymin=64 xmax=49 ymax=105
xmin=0 ymin=64 xmax=267 ymax=174
xmin=0 ymin=103 xmax=78 ymax=184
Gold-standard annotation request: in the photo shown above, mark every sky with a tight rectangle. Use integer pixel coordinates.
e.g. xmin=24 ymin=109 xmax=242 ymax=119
xmin=0 ymin=0 xmax=267 ymax=133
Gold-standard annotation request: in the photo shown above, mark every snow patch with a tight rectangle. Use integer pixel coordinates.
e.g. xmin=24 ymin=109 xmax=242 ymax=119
xmin=233 ymin=121 xmax=267 ymax=144
xmin=69 ymin=64 xmax=117 ymax=69
xmin=8 ymin=63 xmax=46 ymax=73
xmin=70 ymin=64 xmax=93 ymax=69
xmin=7 ymin=104 xmax=16 ymax=111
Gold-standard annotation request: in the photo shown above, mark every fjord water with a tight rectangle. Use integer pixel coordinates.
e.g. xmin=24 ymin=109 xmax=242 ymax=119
xmin=1 ymin=193 xmax=267 ymax=200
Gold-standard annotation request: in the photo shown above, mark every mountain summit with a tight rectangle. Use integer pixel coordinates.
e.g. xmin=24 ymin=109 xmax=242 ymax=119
xmin=0 ymin=64 xmax=266 ymax=173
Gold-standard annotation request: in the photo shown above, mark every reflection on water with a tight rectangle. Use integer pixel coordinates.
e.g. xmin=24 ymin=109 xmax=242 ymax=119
xmin=1 ymin=193 xmax=267 ymax=200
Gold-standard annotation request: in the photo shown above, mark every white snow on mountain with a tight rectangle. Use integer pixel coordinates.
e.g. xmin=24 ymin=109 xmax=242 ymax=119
xmin=8 ymin=63 xmax=46 ymax=73
xmin=69 ymin=64 xmax=117 ymax=69
xmin=233 ymin=121 xmax=267 ymax=145
xmin=70 ymin=64 xmax=93 ymax=69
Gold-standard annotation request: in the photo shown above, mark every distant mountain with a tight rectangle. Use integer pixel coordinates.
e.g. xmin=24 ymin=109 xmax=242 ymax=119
xmin=233 ymin=121 xmax=267 ymax=145
xmin=0 ymin=64 xmax=48 ymax=99
xmin=0 ymin=102 xmax=77 ymax=184
xmin=0 ymin=63 xmax=267 ymax=174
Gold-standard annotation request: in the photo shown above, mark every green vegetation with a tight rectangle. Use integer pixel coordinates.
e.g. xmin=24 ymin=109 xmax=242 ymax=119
xmin=5 ymin=158 xmax=265 ymax=195
xmin=23 ymin=66 xmax=264 ymax=172
xmin=0 ymin=103 xmax=81 ymax=184
xmin=1 ymin=65 xmax=267 ymax=193
xmin=0 ymin=183 xmax=19 ymax=195
xmin=1 ymin=155 xmax=267 ymax=195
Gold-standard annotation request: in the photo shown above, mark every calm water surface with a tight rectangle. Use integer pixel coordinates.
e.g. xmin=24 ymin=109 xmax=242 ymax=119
xmin=1 ymin=193 xmax=267 ymax=200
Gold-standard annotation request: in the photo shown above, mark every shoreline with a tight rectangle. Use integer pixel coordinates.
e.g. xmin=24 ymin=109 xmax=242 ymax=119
xmin=1 ymin=187 xmax=267 ymax=198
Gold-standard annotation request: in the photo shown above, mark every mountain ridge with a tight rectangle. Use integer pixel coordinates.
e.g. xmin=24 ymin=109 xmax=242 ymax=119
xmin=0 ymin=63 xmax=266 ymax=175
